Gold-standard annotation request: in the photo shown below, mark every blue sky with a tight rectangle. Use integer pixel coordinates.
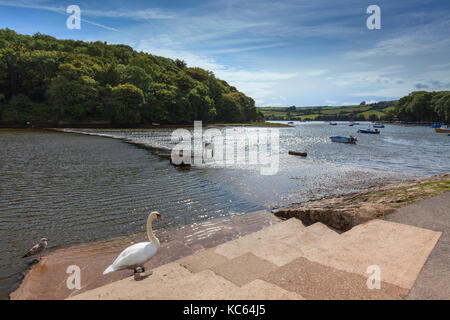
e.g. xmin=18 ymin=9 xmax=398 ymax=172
xmin=1 ymin=0 xmax=449 ymax=107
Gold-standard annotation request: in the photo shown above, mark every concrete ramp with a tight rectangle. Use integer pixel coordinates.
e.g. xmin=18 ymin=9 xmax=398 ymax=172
xmin=70 ymin=217 xmax=441 ymax=300
xmin=304 ymin=219 xmax=441 ymax=289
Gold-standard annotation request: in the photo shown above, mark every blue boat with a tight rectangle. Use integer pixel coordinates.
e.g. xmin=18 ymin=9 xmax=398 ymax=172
xmin=432 ymin=123 xmax=441 ymax=128
xmin=373 ymin=125 xmax=384 ymax=128
xmin=358 ymin=129 xmax=380 ymax=134
xmin=330 ymin=136 xmax=357 ymax=144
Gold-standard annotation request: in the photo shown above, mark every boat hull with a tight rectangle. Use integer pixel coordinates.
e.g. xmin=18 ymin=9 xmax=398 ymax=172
xmin=288 ymin=150 xmax=307 ymax=157
xmin=435 ymin=128 xmax=450 ymax=133
xmin=330 ymin=136 xmax=357 ymax=144
xmin=358 ymin=129 xmax=380 ymax=134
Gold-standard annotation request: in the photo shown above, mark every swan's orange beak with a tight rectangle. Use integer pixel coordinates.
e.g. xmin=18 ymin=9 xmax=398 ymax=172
xmin=157 ymin=214 xmax=163 ymax=221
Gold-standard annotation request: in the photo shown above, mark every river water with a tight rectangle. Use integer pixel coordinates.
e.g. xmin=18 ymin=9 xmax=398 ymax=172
xmin=1 ymin=122 xmax=449 ymax=299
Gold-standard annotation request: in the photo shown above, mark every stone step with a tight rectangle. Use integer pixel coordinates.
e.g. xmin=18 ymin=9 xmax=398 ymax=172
xmin=279 ymin=222 xmax=341 ymax=256
xmin=303 ymin=219 xmax=442 ymax=290
xmin=70 ymin=262 xmax=240 ymax=300
xmin=214 ymin=218 xmax=307 ymax=266
xmin=261 ymin=256 xmax=408 ymax=300
xmin=70 ymin=261 xmax=304 ymax=300
xmin=214 ymin=219 xmax=341 ymax=267
xmin=230 ymin=279 xmax=304 ymax=300
xmin=178 ymin=218 xmax=307 ymax=275
xmin=70 ymin=218 xmax=309 ymax=299
xmin=69 ymin=217 xmax=442 ymax=300
xmin=179 ymin=220 xmax=342 ymax=288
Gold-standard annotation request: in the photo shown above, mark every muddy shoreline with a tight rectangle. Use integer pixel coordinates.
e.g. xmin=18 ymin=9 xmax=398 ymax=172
xmin=274 ymin=173 xmax=450 ymax=231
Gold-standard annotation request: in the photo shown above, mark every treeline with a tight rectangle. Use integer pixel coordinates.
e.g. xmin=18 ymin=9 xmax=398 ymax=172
xmin=0 ymin=28 xmax=261 ymax=126
xmin=262 ymin=101 xmax=394 ymax=121
xmin=262 ymin=91 xmax=450 ymax=123
xmin=384 ymin=91 xmax=450 ymax=123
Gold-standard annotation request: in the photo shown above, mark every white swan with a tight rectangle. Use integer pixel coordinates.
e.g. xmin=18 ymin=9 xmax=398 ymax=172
xmin=103 ymin=211 xmax=163 ymax=275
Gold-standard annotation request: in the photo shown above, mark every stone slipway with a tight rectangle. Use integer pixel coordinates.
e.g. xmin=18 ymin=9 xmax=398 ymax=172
xmin=11 ymin=210 xmax=279 ymax=300
xmin=70 ymin=212 xmax=442 ymax=300
xmin=384 ymin=191 xmax=450 ymax=299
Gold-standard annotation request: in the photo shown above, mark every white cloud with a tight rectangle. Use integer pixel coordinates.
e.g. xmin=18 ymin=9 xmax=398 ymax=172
xmin=330 ymin=66 xmax=404 ymax=88
xmin=137 ymin=40 xmax=300 ymax=104
xmin=350 ymin=88 xmax=409 ymax=98
xmin=204 ymin=43 xmax=286 ymax=54
xmin=325 ymin=99 xmax=337 ymax=105
xmin=345 ymin=20 xmax=450 ymax=59
xmin=298 ymin=69 xmax=328 ymax=77
xmin=0 ymin=1 xmax=120 ymax=32
xmin=345 ymin=35 xmax=450 ymax=59
xmin=83 ymin=8 xmax=175 ymax=20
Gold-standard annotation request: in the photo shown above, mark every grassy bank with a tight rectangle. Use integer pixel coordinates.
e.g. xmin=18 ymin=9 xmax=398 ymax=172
xmin=209 ymin=122 xmax=292 ymax=127
xmin=259 ymin=102 xmax=395 ymax=121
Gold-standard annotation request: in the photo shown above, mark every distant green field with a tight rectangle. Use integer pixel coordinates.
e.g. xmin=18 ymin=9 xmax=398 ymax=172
xmin=259 ymin=101 xmax=395 ymax=121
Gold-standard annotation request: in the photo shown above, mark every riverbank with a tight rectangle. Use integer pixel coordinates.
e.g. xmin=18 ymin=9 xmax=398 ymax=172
xmin=10 ymin=174 xmax=450 ymax=300
xmin=0 ymin=121 xmax=291 ymax=130
xmin=70 ymin=195 xmax=445 ymax=300
xmin=274 ymin=173 xmax=450 ymax=231
xmin=10 ymin=211 xmax=279 ymax=300
xmin=11 ymin=174 xmax=449 ymax=299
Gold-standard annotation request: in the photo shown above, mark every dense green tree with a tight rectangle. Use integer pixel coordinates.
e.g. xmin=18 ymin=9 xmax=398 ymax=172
xmin=392 ymin=91 xmax=448 ymax=122
xmin=95 ymin=63 xmax=121 ymax=87
xmin=47 ymin=63 xmax=100 ymax=121
xmin=0 ymin=28 xmax=259 ymax=126
xmin=110 ymin=83 xmax=144 ymax=124
xmin=1 ymin=93 xmax=33 ymax=124
xmin=405 ymin=91 xmax=434 ymax=121
xmin=187 ymin=83 xmax=214 ymax=122
xmin=121 ymin=65 xmax=153 ymax=92
xmin=175 ymin=59 xmax=187 ymax=69
xmin=432 ymin=92 xmax=450 ymax=122
xmin=217 ymin=92 xmax=246 ymax=122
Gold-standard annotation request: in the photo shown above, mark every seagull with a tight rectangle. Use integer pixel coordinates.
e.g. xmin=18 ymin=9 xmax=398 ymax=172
xmin=23 ymin=238 xmax=48 ymax=260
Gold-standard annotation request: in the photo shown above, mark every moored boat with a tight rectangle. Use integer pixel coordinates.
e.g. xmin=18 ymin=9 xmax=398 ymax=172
xmin=329 ymin=122 xmax=337 ymax=125
xmin=435 ymin=128 xmax=450 ymax=133
xmin=330 ymin=136 xmax=357 ymax=144
xmin=358 ymin=128 xmax=380 ymax=134
xmin=288 ymin=150 xmax=307 ymax=157
xmin=432 ymin=123 xmax=441 ymax=128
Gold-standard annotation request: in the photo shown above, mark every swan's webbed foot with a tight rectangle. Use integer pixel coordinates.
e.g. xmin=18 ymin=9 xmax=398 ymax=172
xmin=133 ymin=267 xmax=151 ymax=281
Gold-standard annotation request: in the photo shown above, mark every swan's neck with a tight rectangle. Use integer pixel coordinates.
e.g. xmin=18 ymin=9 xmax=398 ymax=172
xmin=146 ymin=215 xmax=160 ymax=247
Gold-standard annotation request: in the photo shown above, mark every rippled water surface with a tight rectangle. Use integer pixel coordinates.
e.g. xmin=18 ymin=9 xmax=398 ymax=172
xmin=1 ymin=122 xmax=449 ymax=298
